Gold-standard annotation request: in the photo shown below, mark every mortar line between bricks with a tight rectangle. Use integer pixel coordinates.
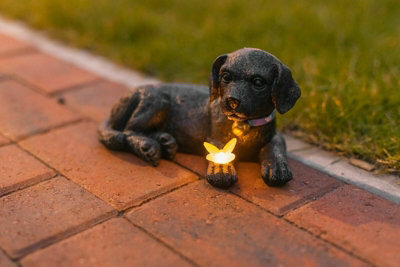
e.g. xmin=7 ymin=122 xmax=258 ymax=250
xmin=173 ymin=161 xmax=206 ymax=178
xmin=14 ymin=141 xmax=121 ymax=212
xmin=0 ymin=245 xmax=16 ymax=265
xmin=282 ymin=217 xmax=377 ymax=266
xmin=0 ymin=141 xmax=14 ymax=148
xmin=50 ymin=79 xmax=107 ymax=100
xmin=0 ymin=172 xmax=57 ymax=199
xmin=49 ymin=78 xmax=104 ymax=97
xmin=118 ymin=157 xmax=206 ymax=213
xmin=14 ymin=140 xmax=124 ymax=234
xmin=5 ymin=74 xmax=54 ymax=97
xmin=276 ymin=182 xmax=343 ymax=215
xmin=121 ymin=180 xmax=198 ymax=214
xmin=14 ymin=118 xmax=86 ymax=143
xmin=0 ymin=176 xmax=117 ymax=262
xmin=228 ymin=181 xmax=343 ymax=219
xmin=15 ymin=210 xmax=118 ymax=261
xmin=11 ymin=181 xmax=195 ymax=262
xmin=5 ymin=72 xmax=101 ymax=98
xmin=229 ymin=190 xmax=375 ymax=266
xmin=123 ymin=218 xmax=199 ymax=267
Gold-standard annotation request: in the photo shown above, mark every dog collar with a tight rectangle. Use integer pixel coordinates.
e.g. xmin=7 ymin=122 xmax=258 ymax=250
xmin=247 ymin=109 xmax=276 ymax=127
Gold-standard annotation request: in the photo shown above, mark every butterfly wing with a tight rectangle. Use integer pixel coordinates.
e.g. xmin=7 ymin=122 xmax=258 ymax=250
xmin=203 ymin=142 xmax=220 ymax=154
xmin=222 ymin=138 xmax=237 ymax=153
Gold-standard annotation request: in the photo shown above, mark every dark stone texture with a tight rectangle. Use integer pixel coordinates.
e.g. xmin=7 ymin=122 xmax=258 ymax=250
xmin=99 ymin=48 xmax=301 ymax=188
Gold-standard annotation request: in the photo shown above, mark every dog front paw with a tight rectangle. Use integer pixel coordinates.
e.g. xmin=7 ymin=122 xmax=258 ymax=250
xmin=261 ymin=159 xmax=292 ymax=186
xmin=126 ymin=135 xmax=161 ymax=166
xmin=206 ymin=162 xmax=238 ymax=189
xmin=150 ymin=132 xmax=178 ymax=160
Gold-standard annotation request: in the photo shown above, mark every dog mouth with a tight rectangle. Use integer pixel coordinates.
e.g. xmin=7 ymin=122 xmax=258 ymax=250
xmin=223 ymin=104 xmax=269 ymax=122
xmin=224 ymin=111 xmax=248 ymax=122
xmin=228 ymin=114 xmax=247 ymax=121
xmin=224 ymin=109 xmax=272 ymax=122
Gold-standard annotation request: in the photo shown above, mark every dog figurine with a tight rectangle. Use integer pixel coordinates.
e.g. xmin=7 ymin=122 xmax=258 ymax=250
xmin=98 ymin=48 xmax=301 ymax=188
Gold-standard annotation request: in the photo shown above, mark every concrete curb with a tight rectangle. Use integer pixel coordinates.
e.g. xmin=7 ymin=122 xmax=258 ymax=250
xmin=284 ymin=135 xmax=400 ymax=204
xmin=1 ymin=15 xmax=399 ymax=204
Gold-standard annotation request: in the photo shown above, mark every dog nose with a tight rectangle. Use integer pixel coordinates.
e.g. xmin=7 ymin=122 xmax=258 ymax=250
xmin=226 ymin=97 xmax=240 ymax=110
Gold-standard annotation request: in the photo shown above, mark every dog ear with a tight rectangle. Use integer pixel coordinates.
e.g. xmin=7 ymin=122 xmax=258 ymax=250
xmin=272 ymin=63 xmax=301 ymax=114
xmin=210 ymin=54 xmax=228 ymax=102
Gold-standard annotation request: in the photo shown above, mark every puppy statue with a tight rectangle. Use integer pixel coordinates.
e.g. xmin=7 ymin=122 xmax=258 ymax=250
xmin=99 ymin=48 xmax=301 ymax=188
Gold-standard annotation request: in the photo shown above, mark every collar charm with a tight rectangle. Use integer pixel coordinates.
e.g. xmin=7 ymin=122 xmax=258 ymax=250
xmin=232 ymin=110 xmax=276 ymax=136
xmin=232 ymin=121 xmax=251 ymax=136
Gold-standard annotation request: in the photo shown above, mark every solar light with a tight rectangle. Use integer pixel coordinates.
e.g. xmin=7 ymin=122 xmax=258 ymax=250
xmin=203 ymin=138 xmax=237 ymax=164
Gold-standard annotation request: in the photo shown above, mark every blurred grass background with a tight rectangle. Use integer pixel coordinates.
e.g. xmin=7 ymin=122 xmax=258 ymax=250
xmin=0 ymin=0 xmax=398 ymax=171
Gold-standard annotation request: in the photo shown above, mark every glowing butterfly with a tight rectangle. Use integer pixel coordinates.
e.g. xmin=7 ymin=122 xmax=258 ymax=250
xmin=203 ymin=138 xmax=237 ymax=164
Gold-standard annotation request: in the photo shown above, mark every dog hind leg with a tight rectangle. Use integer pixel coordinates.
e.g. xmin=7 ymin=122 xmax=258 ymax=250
xmin=99 ymin=87 xmax=174 ymax=166
xmin=98 ymin=119 xmax=127 ymax=150
xmin=122 ymin=88 xmax=172 ymax=164
xmin=98 ymin=93 xmax=140 ymax=151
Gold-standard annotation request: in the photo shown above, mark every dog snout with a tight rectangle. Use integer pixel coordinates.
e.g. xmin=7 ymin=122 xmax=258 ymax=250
xmin=226 ymin=97 xmax=240 ymax=110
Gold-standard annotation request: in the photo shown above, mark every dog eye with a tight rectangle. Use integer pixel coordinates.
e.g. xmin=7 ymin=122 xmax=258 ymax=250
xmin=252 ymin=77 xmax=266 ymax=88
xmin=221 ymin=72 xmax=232 ymax=83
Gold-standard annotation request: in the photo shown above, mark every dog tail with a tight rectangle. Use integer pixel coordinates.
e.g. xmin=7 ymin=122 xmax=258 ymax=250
xmin=98 ymin=119 xmax=127 ymax=151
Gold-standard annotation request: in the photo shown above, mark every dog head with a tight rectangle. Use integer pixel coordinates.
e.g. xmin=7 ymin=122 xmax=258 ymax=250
xmin=210 ymin=48 xmax=301 ymax=121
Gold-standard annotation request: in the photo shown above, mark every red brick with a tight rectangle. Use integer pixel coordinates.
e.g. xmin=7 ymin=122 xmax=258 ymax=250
xmin=175 ymin=154 xmax=342 ymax=215
xmin=20 ymin=121 xmax=198 ymax=210
xmin=21 ymin=218 xmax=190 ymax=267
xmin=60 ymin=80 xmax=130 ymax=121
xmin=0 ymin=144 xmax=55 ymax=197
xmin=126 ymin=181 xmax=365 ymax=266
xmin=0 ymin=80 xmax=81 ymax=140
xmin=285 ymin=185 xmax=400 ymax=267
xmin=0 ymin=52 xmax=97 ymax=93
xmin=0 ymin=134 xmax=10 ymax=146
xmin=0 ymin=250 xmax=15 ymax=267
xmin=0 ymin=34 xmax=31 ymax=56
xmin=0 ymin=176 xmax=116 ymax=259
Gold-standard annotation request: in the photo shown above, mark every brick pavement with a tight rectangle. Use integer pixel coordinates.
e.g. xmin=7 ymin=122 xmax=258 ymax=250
xmin=0 ymin=32 xmax=399 ymax=266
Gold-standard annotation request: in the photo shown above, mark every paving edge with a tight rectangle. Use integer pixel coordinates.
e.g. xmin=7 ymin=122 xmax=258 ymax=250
xmin=284 ymin=135 xmax=400 ymax=204
xmin=0 ymin=15 xmax=399 ymax=205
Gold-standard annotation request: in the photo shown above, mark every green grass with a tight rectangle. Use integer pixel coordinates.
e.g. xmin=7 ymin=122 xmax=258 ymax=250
xmin=0 ymin=0 xmax=399 ymax=171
